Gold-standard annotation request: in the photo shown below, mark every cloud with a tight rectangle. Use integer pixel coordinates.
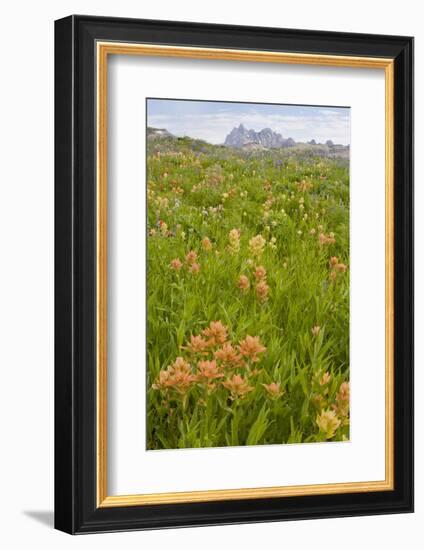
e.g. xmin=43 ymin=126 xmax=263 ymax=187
xmin=148 ymin=105 xmax=350 ymax=145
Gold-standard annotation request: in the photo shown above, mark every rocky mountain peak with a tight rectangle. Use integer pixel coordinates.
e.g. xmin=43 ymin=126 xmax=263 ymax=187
xmin=224 ymin=124 xmax=295 ymax=149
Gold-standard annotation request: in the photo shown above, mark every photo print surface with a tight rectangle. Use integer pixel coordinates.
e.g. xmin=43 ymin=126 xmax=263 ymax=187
xmin=146 ymin=98 xmax=350 ymax=451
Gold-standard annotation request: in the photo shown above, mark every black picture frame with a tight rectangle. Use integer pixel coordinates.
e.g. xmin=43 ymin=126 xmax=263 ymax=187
xmin=55 ymin=14 xmax=414 ymax=534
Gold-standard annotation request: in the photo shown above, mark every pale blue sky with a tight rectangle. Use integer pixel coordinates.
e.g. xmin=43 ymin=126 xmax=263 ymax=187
xmin=147 ymin=99 xmax=351 ymax=145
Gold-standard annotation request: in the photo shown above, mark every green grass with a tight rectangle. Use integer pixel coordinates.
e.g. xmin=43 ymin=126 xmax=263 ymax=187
xmin=146 ymin=138 xmax=350 ymax=449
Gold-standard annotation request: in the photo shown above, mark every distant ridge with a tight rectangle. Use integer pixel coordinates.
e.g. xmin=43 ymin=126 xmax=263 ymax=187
xmin=224 ymin=123 xmax=347 ymax=151
xmin=146 ymin=126 xmax=349 ymax=159
xmin=147 ymin=127 xmax=175 ymax=139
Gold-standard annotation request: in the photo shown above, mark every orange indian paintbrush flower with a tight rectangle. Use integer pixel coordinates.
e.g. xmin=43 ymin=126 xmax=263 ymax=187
xmin=238 ymin=335 xmax=266 ymax=363
xmin=255 ymin=280 xmax=269 ymax=302
xmin=151 ymin=369 xmax=172 ymax=391
xmin=189 ymin=262 xmax=200 ymax=275
xmin=254 ymin=265 xmax=267 ymax=280
xmin=170 ymin=258 xmax=182 ymax=271
xmin=152 ymin=357 xmax=196 ymax=394
xmin=214 ymin=342 xmax=243 ymax=367
xmin=318 ymin=232 xmax=336 ymax=246
xmin=185 ymin=250 xmax=198 ymax=265
xmin=223 ymin=374 xmax=253 ymax=399
xmin=196 ymin=360 xmax=223 ymax=382
xmin=237 ymin=275 xmax=250 ymax=292
xmin=201 ymin=237 xmax=213 ymax=251
xmin=329 ymin=270 xmax=338 ymax=282
xmin=333 ymin=381 xmax=350 ymax=418
xmin=334 ymin=262 xmax=347 ymax=273
xmin=182 ymin=334 xmax=209 ymax=354
xmin=202 ymin=320 xmax=228 ymax=347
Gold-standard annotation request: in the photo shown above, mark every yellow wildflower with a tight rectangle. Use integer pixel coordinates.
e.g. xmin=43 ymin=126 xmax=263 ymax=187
xmin=319 ymin=372 xmax=331 ymax=386
xmin=228 ymin=228 xmax=240 ymax=254
xmin=316 ymin=410 xmax=341 ymax=439
xmin=248 ymin=234 xmax=266 ymax=258
xmin=262 ymin=382 xmax=284 ymax=399
xmin=311 ymin=325 xmax=321 ymax=337
xmin=268 ymin=236 xmax=277 ymax=250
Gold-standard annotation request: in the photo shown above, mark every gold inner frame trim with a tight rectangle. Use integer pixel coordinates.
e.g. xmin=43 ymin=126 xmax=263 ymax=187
xmin=96 ymin=41 xmax=395 ymax=508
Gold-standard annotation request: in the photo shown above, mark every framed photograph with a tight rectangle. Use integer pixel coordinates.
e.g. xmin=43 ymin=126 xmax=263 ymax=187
xmin=54 ymin=15 xmax=413 ymax=534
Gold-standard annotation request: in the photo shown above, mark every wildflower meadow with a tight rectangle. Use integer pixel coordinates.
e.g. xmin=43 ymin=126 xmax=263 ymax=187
xmin=146 ymin=128 xmax=350 ymax=450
